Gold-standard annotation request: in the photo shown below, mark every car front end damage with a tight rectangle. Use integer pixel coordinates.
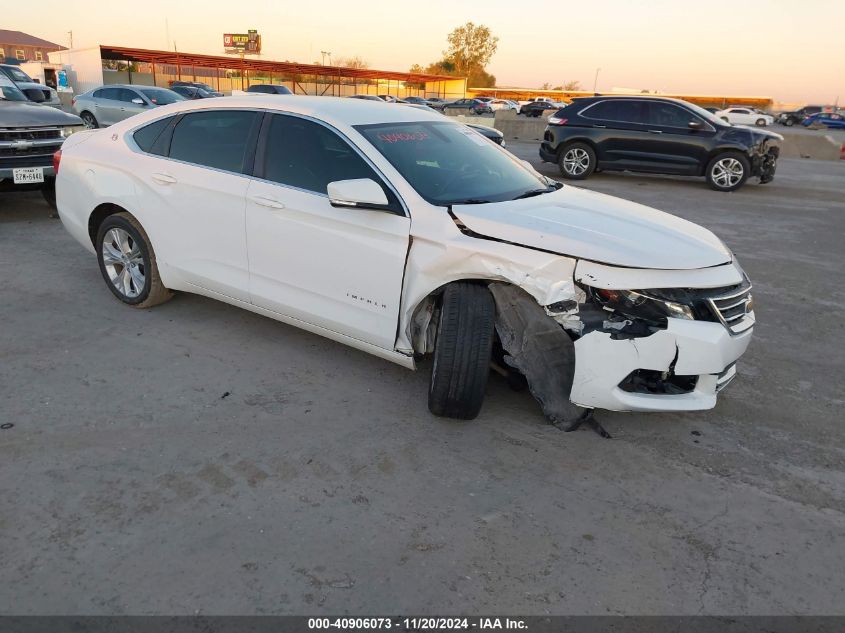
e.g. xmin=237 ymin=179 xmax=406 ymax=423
xmin=492 ymin=258 xmax=755 ymax=417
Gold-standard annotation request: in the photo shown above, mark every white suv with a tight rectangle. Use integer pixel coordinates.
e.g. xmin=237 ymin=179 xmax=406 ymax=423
xmin=55 ymin=97 xmax=754 ymax=422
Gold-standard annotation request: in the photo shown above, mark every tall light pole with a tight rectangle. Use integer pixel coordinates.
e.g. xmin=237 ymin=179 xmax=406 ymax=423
xmin=593 ymin=67 xmax=601 ymax=94
xmin=320 ymin=50 xmax=328 ymax=65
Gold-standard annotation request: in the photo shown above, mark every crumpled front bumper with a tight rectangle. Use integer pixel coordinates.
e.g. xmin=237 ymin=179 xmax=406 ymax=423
xmin=570 ymin=316 xmax=753 ymax=412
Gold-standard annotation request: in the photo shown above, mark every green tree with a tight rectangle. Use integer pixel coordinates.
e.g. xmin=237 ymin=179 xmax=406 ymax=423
xmin=444 ymin=22 xmax=499 ymax=76
xmin=338 ymin=56 xmax=369 ymax=69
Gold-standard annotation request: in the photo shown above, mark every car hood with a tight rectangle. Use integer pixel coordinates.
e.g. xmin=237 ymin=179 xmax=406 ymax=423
xmin=0 ymin=100 xmax=83 ymax=126
xmin=452 ymin=185 xmax=732 ymax=270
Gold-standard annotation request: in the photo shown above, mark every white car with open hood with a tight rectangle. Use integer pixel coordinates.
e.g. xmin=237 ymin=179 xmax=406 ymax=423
xmin=55 ymin=96 xmax=754 ymax=423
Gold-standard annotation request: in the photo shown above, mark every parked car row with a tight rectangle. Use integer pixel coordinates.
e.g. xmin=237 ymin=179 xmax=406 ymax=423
xmin=539 ymin=96 xmax=782 ymax=192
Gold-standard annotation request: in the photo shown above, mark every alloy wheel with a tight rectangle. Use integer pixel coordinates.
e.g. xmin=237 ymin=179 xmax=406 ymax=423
xmin=563 ymin=148 xmax=590 ymax=176
xmin=101 ymin=228 xmax=145 ymax=298
xmin=711 ymin=157 xmax=744 ymax=189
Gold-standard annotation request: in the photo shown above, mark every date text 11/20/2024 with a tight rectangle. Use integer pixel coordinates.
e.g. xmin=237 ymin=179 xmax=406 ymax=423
xmin=307 ymin=617 xmax=528 ymax=630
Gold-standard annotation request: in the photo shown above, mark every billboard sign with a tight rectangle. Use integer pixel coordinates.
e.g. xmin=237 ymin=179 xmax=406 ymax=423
xmin=224 ymin=30 xmax=261 ymax=54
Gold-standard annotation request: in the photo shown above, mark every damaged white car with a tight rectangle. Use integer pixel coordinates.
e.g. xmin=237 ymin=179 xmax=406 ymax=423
xmin=55 ymin=97 xmax=754 ymax=424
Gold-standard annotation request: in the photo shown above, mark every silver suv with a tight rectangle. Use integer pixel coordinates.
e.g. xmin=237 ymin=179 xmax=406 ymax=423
xmin=72 ymin=85 xmax=184 ymax=128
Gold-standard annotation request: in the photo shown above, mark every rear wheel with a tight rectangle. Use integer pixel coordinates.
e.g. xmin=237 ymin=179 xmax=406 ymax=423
xmin=96 ymin=212 xmax=173 ymax=308
xmin=428 ymin=283 xmax=495 ymax=420
xmin=558 ymin=142 xmax=596 ymax=180
xmin=705 ymin=152 xmax=750 ymax=192
xmin=784 ymin=118 xmax=794 ymax=127
xmin=80 ymin=111 xmax=98 ymax=129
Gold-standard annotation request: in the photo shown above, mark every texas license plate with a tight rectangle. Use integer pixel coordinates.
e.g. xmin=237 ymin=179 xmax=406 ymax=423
xmin=13 ymin=167 xmax=44 ymax=184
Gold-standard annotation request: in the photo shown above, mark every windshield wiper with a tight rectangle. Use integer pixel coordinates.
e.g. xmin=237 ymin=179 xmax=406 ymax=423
xmin=450 ymin=199 xmax=494 ymax=205
xmin=512 ymin=186 xmax=555 ymax=200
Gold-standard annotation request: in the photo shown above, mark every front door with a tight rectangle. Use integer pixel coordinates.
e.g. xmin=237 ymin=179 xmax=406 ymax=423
xmin=245 ymin=113 xmax=410 ymax=349
xmin=640 ymin=102 xmax=714 ymax=175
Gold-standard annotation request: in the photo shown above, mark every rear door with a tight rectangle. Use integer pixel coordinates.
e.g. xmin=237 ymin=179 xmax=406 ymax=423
xmin=93 ymin=87 xmax=125 ymax=126
xmin=578 ymin=99 xmax=650 ymax=167
xmin=135 ymin=109 xmax=262 ymax=301
xmin=244 ymin=113 xmax=410 ymax=349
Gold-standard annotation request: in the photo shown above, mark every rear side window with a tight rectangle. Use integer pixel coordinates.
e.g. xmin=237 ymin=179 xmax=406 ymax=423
xmin=133 ymin=117 xmax=173 ymax=154
xmin=169 ymin=110 xmax=259 ymax=173
xmin=582 ymin=100 xmax=647 ymax=124
xmin=99 ymin=87 xmax=122 ymax=100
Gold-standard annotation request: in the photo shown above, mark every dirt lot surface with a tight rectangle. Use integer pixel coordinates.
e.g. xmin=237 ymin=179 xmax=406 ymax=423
xmin=1 ymin=149 xmax=843 ymax=615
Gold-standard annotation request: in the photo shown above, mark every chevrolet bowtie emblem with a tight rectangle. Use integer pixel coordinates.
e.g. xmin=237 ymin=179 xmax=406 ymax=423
xmin=10 ymin=140 xmax=33 ymax=151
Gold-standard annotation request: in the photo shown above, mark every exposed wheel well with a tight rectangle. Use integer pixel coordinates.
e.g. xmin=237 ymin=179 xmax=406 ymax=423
xmin=88 ymin=203 xmax=129 ymax=246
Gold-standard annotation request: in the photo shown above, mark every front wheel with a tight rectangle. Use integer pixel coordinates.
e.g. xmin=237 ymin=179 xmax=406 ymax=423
xmin=755 ymin=118 xmax=767 ymax=126
xmin=558 ymin=142 xmax=596 ymax=180
xmin=428 ymin=283 xmax=495 ymax=420
xmin=96 ymin=212 xmax=173 ymax=308
xmin=705 ymin=152 xmax=750 ymax=192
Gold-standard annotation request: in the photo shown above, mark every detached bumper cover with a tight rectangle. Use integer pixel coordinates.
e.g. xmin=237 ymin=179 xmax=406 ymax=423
xmin=570 ymin=317 xmax=753 ymax=412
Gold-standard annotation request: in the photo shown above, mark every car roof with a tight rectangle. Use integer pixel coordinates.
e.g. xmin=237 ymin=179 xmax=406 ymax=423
xmin=118 ymin=95 xmax=447 ymax=128
xmin=570 ymin=95 xmax=698 ymax=108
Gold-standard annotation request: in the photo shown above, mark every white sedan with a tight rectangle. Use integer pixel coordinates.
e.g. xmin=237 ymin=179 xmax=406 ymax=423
xmin=56 ymin=96 xmax=754 ymax=421
xmin=715 ymin=107 xmax=774 ymax=126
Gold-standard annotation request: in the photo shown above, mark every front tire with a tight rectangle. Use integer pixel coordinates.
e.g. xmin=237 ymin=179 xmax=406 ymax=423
xmin=96 ymin=212 xmax=173 ymax=308
xmin=705 ymin=152 xmax=750 ymax=192
xmin=755 ymin=118 xmax=766 ymax=126
xmin=558 ymin=142 xmax=596 ymax=180
xmin=428 ymin=283 xmax=495 ymax=420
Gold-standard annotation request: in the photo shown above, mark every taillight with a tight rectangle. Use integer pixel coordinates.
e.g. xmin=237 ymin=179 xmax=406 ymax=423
xmin=71 ymin=96 xmax=76 ymax=106
xmin=548 ymin=116 xmax=568 ymax=126
xmin=53 ymin=149 xmax=62 ymax=174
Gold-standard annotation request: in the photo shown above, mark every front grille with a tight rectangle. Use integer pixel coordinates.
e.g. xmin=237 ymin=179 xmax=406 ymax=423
xmin=706 ymin=284 xmax=754 ymax=334
xmin=0 ymin=128 xmax=61 ymax=141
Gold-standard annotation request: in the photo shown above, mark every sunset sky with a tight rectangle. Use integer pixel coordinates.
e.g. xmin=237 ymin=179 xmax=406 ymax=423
xmin=5 ymin=0 xmax=843 ymax=104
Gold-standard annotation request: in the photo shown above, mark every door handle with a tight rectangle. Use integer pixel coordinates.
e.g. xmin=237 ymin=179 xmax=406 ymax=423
xmin=249 ymin=195 xmax=285 ymax=209
xmin=151 ymin=173 xmax=177 ymax=185
xmin=648 ymin=129 xmax=663 ymax=134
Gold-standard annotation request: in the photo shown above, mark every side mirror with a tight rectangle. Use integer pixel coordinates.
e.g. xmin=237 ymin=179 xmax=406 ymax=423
xmin=327 ymin=178 xmax=389 ymax=210
xmin=131 ymin=98 xmax=145 ymax=105
xmin=688 ymin=120 xmax=703 ymax=130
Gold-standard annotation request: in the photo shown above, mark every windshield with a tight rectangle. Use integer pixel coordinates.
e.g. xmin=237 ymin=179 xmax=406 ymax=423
xmin=356 ymin=121 xmax=551 ymax=205
xmin=138 ymin=88 xmax=184 ymax=105
xmin=4 ymin=66 xmax=33 ymax=83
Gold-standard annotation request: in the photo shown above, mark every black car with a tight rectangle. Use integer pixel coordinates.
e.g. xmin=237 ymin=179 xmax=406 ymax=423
xmin=404 ymin=96 xmax=432 ymax=106
xmin=442 ymin=98 xmax=493 ymax=115
xmin=519 ymin=101 xmax=562 ymax=117
xmin=170 ymin=85 xmax=216 ymax=100
xmin=247 ymin=84 xmax=294 ymax=95
xmin=539 ymin=96 xmax=782 ymax=192
xmin=777 ymin=105 xmax=823 ymax=126
xmin=170 ymin=81 xmax=223 ymax=97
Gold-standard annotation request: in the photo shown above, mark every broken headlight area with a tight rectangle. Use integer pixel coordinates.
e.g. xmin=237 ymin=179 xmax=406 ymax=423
xmin=579 ymin=286 xmax=695 ymax=338
xmin=619 ymin=369 xmax=698 ymax=395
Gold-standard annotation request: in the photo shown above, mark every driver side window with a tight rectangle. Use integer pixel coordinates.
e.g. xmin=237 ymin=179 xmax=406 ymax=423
xmin=258 ymin=114 xmax=400 ymax=210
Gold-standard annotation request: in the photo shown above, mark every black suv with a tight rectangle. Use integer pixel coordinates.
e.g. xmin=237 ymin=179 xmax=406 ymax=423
xmin=539 ymin=96 xmax=782 ymax=191
xmin=777 ymin=105 xmax=823 ymax=126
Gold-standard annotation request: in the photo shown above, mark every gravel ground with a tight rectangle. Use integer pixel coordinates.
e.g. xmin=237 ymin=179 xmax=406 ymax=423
xmin=1 ymin=149 xmax=843 ymax=615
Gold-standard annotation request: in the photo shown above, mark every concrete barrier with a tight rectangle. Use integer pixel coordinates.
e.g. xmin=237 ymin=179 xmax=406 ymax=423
xmin=777 ymin=131 xmax=841 ymax=161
